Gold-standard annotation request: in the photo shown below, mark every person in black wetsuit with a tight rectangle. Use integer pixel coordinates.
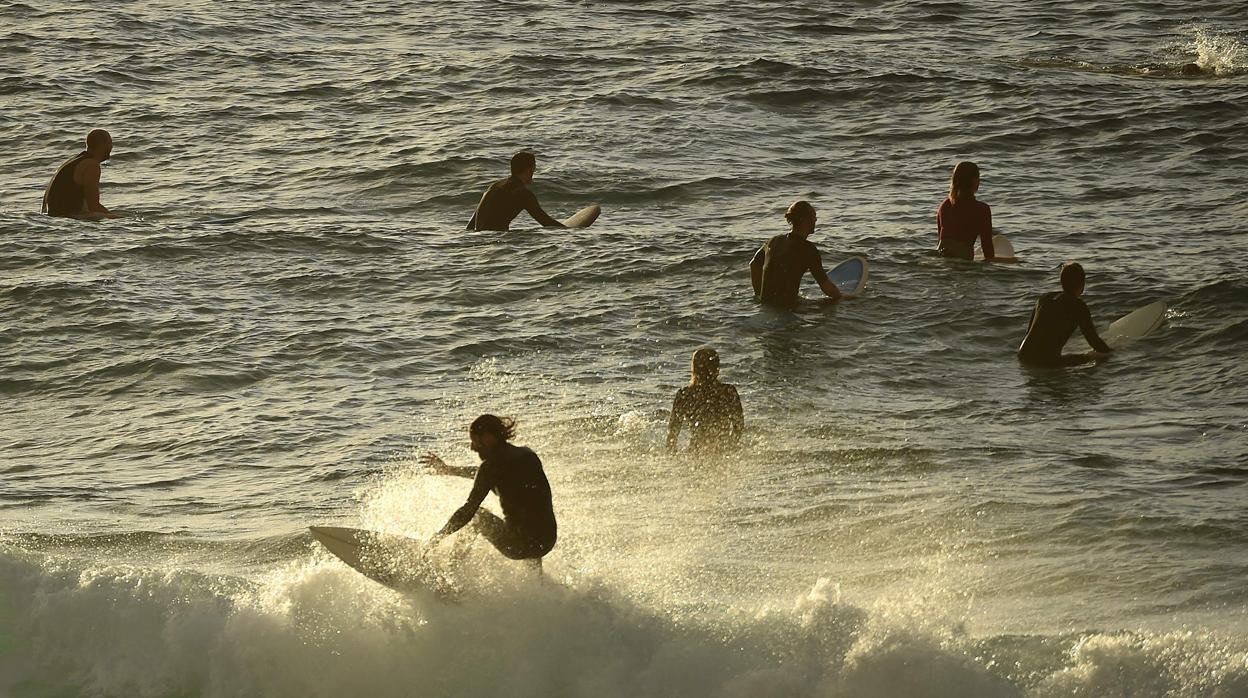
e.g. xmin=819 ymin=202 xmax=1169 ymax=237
xmin=42 ymin=129 xmax=118 ymax=219
xmin=466 ymin=151 xmax=566 ymax=231
xmin=422 ymin=415 xmax=556 ymax=565
xmin=667 ymin=347 xmax=744 ymax=453
xmin=749 ymin=200 xmax=842 ymax=308
xmin=1018 ymin=262 xmax=1113 ymax=367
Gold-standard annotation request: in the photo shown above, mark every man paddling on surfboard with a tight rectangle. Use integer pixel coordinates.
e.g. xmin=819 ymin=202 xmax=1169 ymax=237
xmin=423 ymin=415 xmax=557 ymax=568
xmin=1017 ymin=262 xmax=1113 ymax=367
xmin=466 ymin=151 xmax=567 ymax=231
xmin=750 ymin=200 xmax=842 ymax=308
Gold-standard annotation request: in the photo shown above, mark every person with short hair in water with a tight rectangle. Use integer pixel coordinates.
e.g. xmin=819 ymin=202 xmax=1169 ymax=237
xmin=750 ymin=200 xmax=842 ymax=308
xmin=423 ymin=415 xmax=556 ymax=566
xmin=42 ymin=129 xmax=118 ymax=219
xmin=466 ymin=151 xmax=566 ymax=231
xmin=1018 ymin=262 xmax=1113 ymax=367
xmin=666 ymin=347 xmax=745 ymax=453
xmin=936 ymin=161 xmax=994 ymax=260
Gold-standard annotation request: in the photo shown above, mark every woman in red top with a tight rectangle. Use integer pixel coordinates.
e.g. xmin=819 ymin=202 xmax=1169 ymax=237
xmin=936 ymin=161 xmax=994 ymax=260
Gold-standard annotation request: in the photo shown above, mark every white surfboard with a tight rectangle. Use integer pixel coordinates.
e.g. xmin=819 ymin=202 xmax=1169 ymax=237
xmin=309 ymin=526 xmax=460 ymax=600
xmin=1102 ymin=300 xmax=1166 ymax=349
xmin=975 ymin=234 xmax=1017 ymax=262
xmin=827 ymin=256 xmax=868 ymax=298
xmin=562 ymin=204 xmax=600 ymax=228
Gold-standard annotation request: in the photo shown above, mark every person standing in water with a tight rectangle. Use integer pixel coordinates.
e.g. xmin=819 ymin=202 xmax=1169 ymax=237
xmin=750 ymin=200 xmax=842 ymax=308
xmin=667 ymin=347 xmax=745 ymax=453
xmin=936 ymin=161 xmax=994 ymax=260
xmin=466 ymin=151 xmax=566 ymax=231
xmin=423 ymin=415 xmax=557 ymax=565
xmin=42 ymin=129 xmax=118 ymax=219
xmin=1018 ymin=262 xmax=1113 ymax=367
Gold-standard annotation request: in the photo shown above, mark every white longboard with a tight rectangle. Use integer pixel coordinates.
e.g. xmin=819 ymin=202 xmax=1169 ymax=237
xmin=562 ymin=204 xmax=600 ymax=228
xmin=309 ymin=526 xmax=460 ymax=600
xmin=1102 ymin=300 xmax=1167 ymax=349
xmin=827 ymin=256 xmax=868 ymax=298
xmin=975 ymin=234 xmax=1017 ymax=262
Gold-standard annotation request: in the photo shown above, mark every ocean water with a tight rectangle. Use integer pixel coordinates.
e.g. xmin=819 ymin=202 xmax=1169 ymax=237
xmin=2 ymin=0 xmax=1247 ymax=695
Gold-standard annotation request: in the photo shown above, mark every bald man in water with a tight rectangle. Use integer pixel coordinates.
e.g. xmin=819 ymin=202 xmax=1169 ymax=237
xmin=466 ymin=151 xmax=565 ymax=231
xmin=42 ymin=129 xmax=118 ymax=219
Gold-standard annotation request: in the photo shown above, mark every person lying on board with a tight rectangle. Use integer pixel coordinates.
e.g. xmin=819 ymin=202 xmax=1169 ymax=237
xmin=1017 ymin=262 xmax=1113 ymax=367
xmin=750 ymin=200 xmax=842 ymax=309
xmin=667 ymin=347 xmax=744 ymax=454
xmin=42 ymin=129 xmax=119 ymax=219
xmin=466 ymin=151 xmax=566 ymax=231
xmin=936 ymin=160 xmax=1007 ymax=261
xmin=423 ymin=414 xmax=556 ymax=568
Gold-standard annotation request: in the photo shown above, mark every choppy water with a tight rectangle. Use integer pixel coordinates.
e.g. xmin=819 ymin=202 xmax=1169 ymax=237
xmin=2 ymin=1 xmax=1247 ymax=696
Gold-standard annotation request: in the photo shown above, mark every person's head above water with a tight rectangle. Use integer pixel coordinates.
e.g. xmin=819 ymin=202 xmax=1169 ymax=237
xmin=949 ymin=161 xmax=980 ymax=205
xmin=690 ymin=347 xmax=720 ymax=385
xmin=510 ymin=150 xmax=537 ymax=184
xmin=86 ymin=129 xmax=113 ymax=162
xmin=469 ymin=413 xmax=516 ymax=457
xmin=1060 ymin=262 xmax=1086 ymax=296
xmin=785 ymin=200 xmax=817 ymax=237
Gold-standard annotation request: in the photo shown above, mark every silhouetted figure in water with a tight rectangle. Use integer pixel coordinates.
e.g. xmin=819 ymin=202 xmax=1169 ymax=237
xmin=424 ymin=415 xmax=556 ymax=568
xmin=937 ymin=161 xmax=999 ymax=260
xmin=466 ymin=151 xmax=566 ymax=231
xmin=750 ymin=200 xmax=842 ymax=308
xmin=1018 ymin=262 xmax=1113 ymax=367
xmin=42 ymin=129 xmax=118 ymax=219
xmin=667 ymin=347 xmax=745 ymax=453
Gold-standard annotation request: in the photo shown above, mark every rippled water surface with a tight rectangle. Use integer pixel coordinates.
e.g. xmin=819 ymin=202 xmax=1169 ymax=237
xmin=2 ymin=1 xmax=1247 ymax=696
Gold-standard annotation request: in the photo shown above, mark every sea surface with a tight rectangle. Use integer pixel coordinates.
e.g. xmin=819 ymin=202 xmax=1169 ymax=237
xmin=2 ymin=1 xmax=1247 ymax=696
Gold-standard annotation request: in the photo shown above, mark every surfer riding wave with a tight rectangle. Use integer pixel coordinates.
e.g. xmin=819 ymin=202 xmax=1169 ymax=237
xmin=423 ymin=414 xmax=557 ymax=563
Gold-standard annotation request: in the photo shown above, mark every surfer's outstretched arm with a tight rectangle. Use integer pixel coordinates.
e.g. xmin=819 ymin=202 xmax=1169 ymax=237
xmin=525 ymin=201 xmax=565 ymax=228
xmin=814 ymin=268 xmax=842 ymax=302
xmin=1073 ymin=303 xmax=1113 ymax=354
xmin=421 ymin=453 xmax=477 ymax=479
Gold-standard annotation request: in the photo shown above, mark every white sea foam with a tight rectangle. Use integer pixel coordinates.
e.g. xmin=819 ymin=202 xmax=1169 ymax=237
xmin=2 ymin=546 xmax=1246 ymax=697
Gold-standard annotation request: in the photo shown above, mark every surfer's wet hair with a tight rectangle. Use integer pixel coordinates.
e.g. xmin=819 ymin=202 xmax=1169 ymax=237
xmin=1060 ymin=262 xmax=1085 ymax=294
xmin=510 ymin=151 xmax=536 ymax=176
xmin=471 ymin=414 xmax=517 ymax=442
xmin=784 ymin=200 xmax=815 ymax=227
xmin=949 ymin=161 xmax=980 ymax=205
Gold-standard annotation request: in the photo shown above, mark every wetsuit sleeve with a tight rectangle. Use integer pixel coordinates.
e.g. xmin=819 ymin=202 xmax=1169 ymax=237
xmin=727 ymin=386 xmax=744 ymax=439
xmin=521 ymin=189 xmax=565 ymax=228
xmin=936 ymin=201 xmax=945 ymax=245
xmin=666 ymin=389 xmax=687 ymax=451
xmin=1075 ymin=300 xmax=1112 ymax=353
xmin=750 ymin=246 xmax=765 ymax=295
xmin=980 ymin=204 xmax=995 ymax=259
xmin=440 ymin=462 xmax=495 ymax=535
xmin=808 ymin=247 xmax=830 ymax=286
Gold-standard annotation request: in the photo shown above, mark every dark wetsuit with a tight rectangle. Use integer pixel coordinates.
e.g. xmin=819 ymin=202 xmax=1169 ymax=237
xmin=467 ymin=176 xmax=557 ymax=231
xmin=669 ymin=382 xmax=744 ymax=452
xmin=42 ymin=152 xmax=91 ymax=217
xmin=444 ymin=444 xmax=556 ymax=559
xmin=1018 ymin=291 xmax=1112 ymax=367
xmin=936 ymin=197 xmax=993 ymax=260
xmin=751 ymin=233 xmax=830 ymax=309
